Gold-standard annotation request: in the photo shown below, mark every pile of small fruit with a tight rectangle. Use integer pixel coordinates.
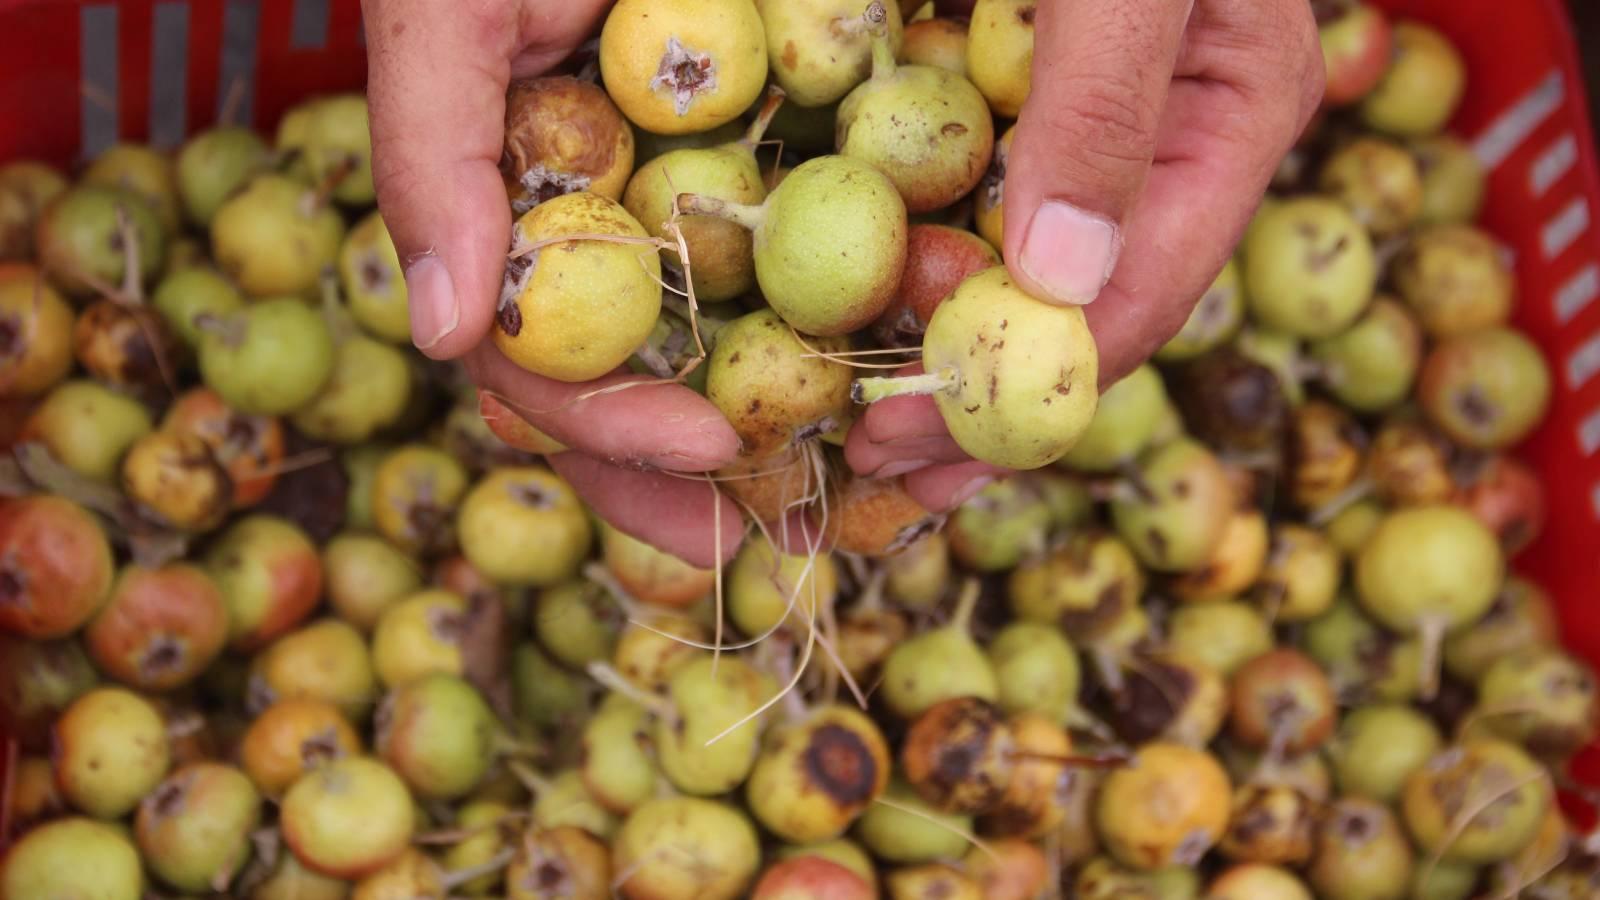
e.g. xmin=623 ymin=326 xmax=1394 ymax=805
xmin=1 ymin=0 xmax=1596 ymax=898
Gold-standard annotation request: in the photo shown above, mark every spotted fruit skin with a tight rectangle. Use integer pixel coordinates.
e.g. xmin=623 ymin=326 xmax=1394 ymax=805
xmin=53 ymin=686 xmax=173 ymax=820
xmin=599 ymin=0 xmax=768 ymax=135
xmin=0 ymin=265 xmax=75 ymax=397
xmin=965 ymin=0 xmax=1035 ymax=117
xmin=921 ymin=266 xmax=1098 ymax=469
xmin=763 ymin=0 xmax=905 ymax=108
xmin=493 ymin=192 xmax=662 ymax=383
xmin=753 ymin=155 xmax=908 ymax=337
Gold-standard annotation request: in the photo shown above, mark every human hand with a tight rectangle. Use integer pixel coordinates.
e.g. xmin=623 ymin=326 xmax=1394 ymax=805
xmin=363 ymin=0 xmax=744 ymax=567
xmin=848 ymin=0 xmax=1325 ymax=509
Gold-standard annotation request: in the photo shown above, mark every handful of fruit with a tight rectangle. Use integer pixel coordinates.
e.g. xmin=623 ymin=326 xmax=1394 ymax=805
xmin=0 ymin=1 xmax=1593 ymax=899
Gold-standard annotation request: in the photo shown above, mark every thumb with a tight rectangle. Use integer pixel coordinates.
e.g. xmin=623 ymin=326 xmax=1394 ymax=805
xmin=1002 ymin=0 xmax=1191 ymax=306
xmin=364 ymin=0 xmax=517 ymax=359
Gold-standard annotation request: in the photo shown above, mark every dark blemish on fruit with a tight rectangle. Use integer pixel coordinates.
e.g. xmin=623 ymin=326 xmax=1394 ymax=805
xmin=1113 ymin=660 xmax=1195 ymax=743
xmin=535 ymin=860 xmax=569 ymax=891
xmin=748 ymin=398 xmax=762 ymax=413
xmin=509 ymin=482 xmax=555 ymax=509
xmin=301 ymin=726 xmax=343 ymax=769
xmin=1171 ymin=480 xmax=1191 ymax=499
xmin=139 ymin=635 xmax=185 ymax=679
xmin=359 ymin=253 xmax=389 ymax=293
xmin=941 ymin=123 xmax=968 ymax=138
xmin=1456 ymin=386 xmax=1495 ymax=427
xmin=964 ymin=404 xmax=980 ymax=414
xmin=426 ymin=606 xmax=466 ymax=644
xmin=1018 ymin=6 xmax=1036 ymax=25
xmin=988 ymin=373 xmax=999 ymax=405
xmin=782 ymin=40 xmax=799 ymax=71
xmin=0 ymin=564 xmax=23 ymax=607
xmin=804 ymin=723 xmax=879 ymax=805
xmin=0 ymin=315 xmax=19 ymax=360
xmin=1146 ymin=528 xmax=1168 ymax=559
xmin=999 ymin=319 xmax=1008 ymax=330
xmin=148 ymin=777 xmax=186 ymax=817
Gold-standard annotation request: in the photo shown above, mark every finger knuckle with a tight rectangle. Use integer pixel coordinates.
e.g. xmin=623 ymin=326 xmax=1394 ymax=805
xmin=1040 ymin=71 xmax=1159 ymax=178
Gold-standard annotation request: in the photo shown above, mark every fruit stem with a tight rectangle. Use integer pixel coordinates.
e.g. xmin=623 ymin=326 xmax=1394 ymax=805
xmin=675 ymin=193 xmax=767 ymax=232
xmin=661 ymin=294 xmax=727 ymax=344
xmin=740 ymin=84 xmax=788 ymax=152
xmin=440 ymin=848 xmax=514 ymax=890
xmin=1417 ymin=616 xmax=1445 ymax=702
xmin=833 ymin=1 xmax=888 ymax=39
xmin=505 ymin=759 xmax=553 ymax=797
xmin=584 ymin=661 xmax=678 ymax=724
xmin=950 ymin=577 xmax=980 ymax=633
xmin=866 ymin=4 xmax=898 ymax=81
xmin=1009 ymin=749 xmax=1131 ymax=770
xmin=851 ymin=367 xmax=959 ymax=404
xmin=318 ymin=270 xmax=357 ymax=345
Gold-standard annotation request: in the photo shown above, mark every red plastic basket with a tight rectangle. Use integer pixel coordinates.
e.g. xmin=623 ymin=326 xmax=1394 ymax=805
xmin=2 ymin=0 xmax=1599 ymax=831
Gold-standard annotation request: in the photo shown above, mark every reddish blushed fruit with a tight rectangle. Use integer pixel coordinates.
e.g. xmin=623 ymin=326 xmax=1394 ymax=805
xmin=1454 ymin=455 xmax=1545 ymax=555
xmin=752 ymin=856 xmax=873 ymax=900
xmin=0 ymin=494 xmax=114 ymax=638
xmin=963 ymin=837 xmax=1050 ymax=900
xmin=1317 ymin=1 xmax=1393 ymax=106
xmin=84 ymin=564 xmax=228 ymax=692
xmin=872 ymin=224 xmax=1001 ymax=348
xmin=134 ymin=762 xmax=262 ymax=894
xmin=477 ymin=390 xmax=566 ymax=455
xmin=162 ymin=387 xmax=286 ymax=508
xmin=821 ymin=475 xmax=942 ymax=558
xmin=900 ymin=696 xmax=1016 ymax=815
xmin=204 ymin=515 xmax=324 ymax=651
xmin=1230 ymin=649 xmax=1338 ymax=754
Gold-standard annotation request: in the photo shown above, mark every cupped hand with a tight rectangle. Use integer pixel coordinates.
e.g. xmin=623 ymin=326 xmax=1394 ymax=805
xmin=363 ymin=0 xmax=744 ymax=567
xmin=850 ymin=0 xmax=1326 ymax=509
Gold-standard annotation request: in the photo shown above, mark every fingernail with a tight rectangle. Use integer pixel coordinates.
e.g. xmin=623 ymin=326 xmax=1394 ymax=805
xmin=405 ymin=254 xmax=459 ymax=351
xmin=949 ymin=476 xmax=994 ymax=509
xmin=1018 ymin=200 xmax=1121 ymax=305
xmin=873 ymin=459 xmax=934 ymax=479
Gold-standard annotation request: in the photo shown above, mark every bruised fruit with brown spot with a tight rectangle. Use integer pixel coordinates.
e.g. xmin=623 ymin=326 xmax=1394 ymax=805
xmin=120 ymin=429 xmax=232 ymax=531
xmin=0 ymin=265 xmax=74 ymax=398
xmin=1452 ymin=454 xmax=1544 ymax=555
xmin=612 ymin=796 xmax=761 ymax=900
xmin=162 ymin=387 xmax=285 ymax=508
xmin=1288 ymin=400 xmax=1366 ymax=512
xmin=205 ymin=514 xmax=323 ymax=651
xmin=135 ymin=762 xmax=261 ymax=893
xmin=507 ymin=825 xmax=611 ymax=900
xmin=1253 ymin=524 xmax=1340 ymax=622
xmin=600 ymin=0 xmax=768 ymax=135
xmin=240 ymin=697 xmax=362 ymax=798
xmin=53 ymin=686 xmax=172 ymax=819
xmin=281 ymin=756 xmax=415 ymax=879
xmin=976 ymin=712 xmax=1071 ymax=839
xmin=763 ymin=0 xmax=905 ymax=108
xmin=249 ymin=618 xmax=377 ymax=720
xmin=1442 ymin=576 xmax=1556 ymax=683
xmin=1219 ymin=782 xmax=1315 ymax=865
xmin=0 ymin=494 xmax=113 ymax=638
xmin=1170 ymin=347 xmax=1289 ymax=457
xmin=1171 ymin=508 xmax=1269 ymax=604
xmin=1008 ymin=530 xmax=1144 ymax=641
xmin=836 ymin=22 xmax=994 ymax=214
xmin=874 ymin=224 xmax=999 ymax=348
xmin=837 ymin=602 xmax=910 ymax=680
xmin=1394 ymin=224 xmax=1513 ymax=337
xmin=1418 ymin=326 xmax=1551 ymax=450
xmin=821 ymin=475 xmax=941 ymax=557
xmin=84 ymin=563 xmax=227 ymax=692
xmin=1109 ymin=650 xmax=1230 ymax=747
xmin=1096 ymin=742 xmax=1232 ymax=871
xmin=1242 ymin=196 xmax=1376 ymax=339
xmin=1318 ymin=136 xmax=1423 ymax=238
xmin=503 ymin=76 xmax=635 ymax=211
xmin=752 ymin=855 xmax=873 ymax=900
xmin=1467 ymin=648 xmax=1598 ymax=760
xmin=746 ymin=704 xmax=890 ymax=843
xmin=1400 ymin=739 xmax=1552 ymax=865
xmin=72 ymin=298 xmax=178 ymax=395
xmin=1229 ymin=649 xmax=1337 ymax=754
xmin=707 ymin=308 xmax=854 ymax=454
xmin=371 ymin=443 xmax=469 ymax=556
xmin=1367 ymin=417 xmax=1454 ymax=507
xmin=900 ymin=695 xmax=1015 ymax=815
xmin=494 ymin=192 xmax=662 ymax=383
